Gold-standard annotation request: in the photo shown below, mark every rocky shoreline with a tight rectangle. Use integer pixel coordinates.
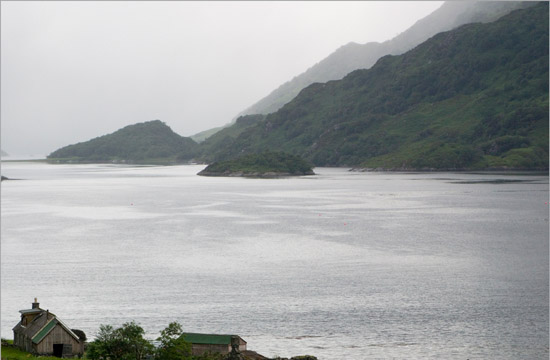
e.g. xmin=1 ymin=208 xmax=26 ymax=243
xmin=197 ymin=169 xmax=314 ymax=178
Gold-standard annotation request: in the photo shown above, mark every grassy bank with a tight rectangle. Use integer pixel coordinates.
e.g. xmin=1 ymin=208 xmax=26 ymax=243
xmin=1 ymin=340 xmax=60 ymax=360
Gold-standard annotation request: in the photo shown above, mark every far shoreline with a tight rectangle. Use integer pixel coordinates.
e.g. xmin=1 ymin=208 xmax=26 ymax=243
xmin=1 ymin=160 xmax=548 ymax=175
xmin=349 ymin=167 xmax=549 ymax=175
xmin=1 ymin=158 xmax=49 ymax=163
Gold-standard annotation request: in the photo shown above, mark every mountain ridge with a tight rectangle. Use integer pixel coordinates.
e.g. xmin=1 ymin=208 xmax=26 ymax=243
xmin=48 ymin=3 xmax=548 ymax=171
xmin=198 ymin=3 xmax=548 ymax=170
xmin=235 ymin=1 xmax=535 ymax=119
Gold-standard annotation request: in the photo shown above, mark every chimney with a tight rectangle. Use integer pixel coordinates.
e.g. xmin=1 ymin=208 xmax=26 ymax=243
xmin=32 ymin=298 xmax=40 ymax=309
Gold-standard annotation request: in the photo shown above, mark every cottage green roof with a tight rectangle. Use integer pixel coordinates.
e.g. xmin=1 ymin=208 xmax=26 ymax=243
xmin=180 ymin=333 xmax=244 ymax=345
xmin=30 ymin=316 xmax=80 ymax=344
xmin=32 ymin=319 xmax=58 ymax=344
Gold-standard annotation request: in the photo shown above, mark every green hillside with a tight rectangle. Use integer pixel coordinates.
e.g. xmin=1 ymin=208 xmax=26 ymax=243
xmin=194 ymin=2 xmax=532 ymax=143
xmin=199 ymin=4 xmax=548 ymax=170
xmin=48 ymin=120 xmax=199 ymax=164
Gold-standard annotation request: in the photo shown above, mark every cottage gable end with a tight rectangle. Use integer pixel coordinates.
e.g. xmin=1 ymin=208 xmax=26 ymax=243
xmin=12 ymin=299 xmax=84 ymax=357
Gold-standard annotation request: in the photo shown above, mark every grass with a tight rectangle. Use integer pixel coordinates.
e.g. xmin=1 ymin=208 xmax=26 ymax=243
xmin=1 ymin=340 xmax=61 ymax=360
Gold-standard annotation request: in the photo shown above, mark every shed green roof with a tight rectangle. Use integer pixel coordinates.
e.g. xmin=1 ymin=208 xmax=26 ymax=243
xmin=180 ymin=333 xmax=243 ymax=345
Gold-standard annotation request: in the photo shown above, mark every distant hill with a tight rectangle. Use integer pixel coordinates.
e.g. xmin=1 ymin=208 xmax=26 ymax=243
xmin=190 ymin=125 xmax=227 ymax=143
xmin=48 ymin=120 xmax=199 ymax=164
xmin=190 ymin=114 xmax=265 ymax=145
xmin=198 ymin=3 xmax=548 ymax=170
xmin=197 ymin=114 xmax=266 ymax=163
xmin=235 ymin=1 xmax=534 ymax=119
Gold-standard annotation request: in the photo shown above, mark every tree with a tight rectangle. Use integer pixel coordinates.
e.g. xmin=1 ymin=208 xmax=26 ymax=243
xmin=87 ymin=325 xmax=118 ymax=360
xmin=118 ymin=322 xmax=154 ymax=360
xmin=87 ymin=322 xmax=153 ymax=360
xmin=155 ymin=322 xmax=192 ymax=360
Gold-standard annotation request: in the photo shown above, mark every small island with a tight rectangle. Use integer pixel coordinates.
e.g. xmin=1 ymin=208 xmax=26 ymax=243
xmin=197 ymin=152 xmax=315 ymax=178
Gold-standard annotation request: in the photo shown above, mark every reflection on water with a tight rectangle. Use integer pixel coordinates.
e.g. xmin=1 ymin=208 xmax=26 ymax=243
xmin=1 ymin=164 xmax=548 ymax=359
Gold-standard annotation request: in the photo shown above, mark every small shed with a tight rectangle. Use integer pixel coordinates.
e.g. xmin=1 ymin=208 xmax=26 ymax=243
xmin=12 ymin=299 xmax=85 ymax=357
xmin=180 ymin=332 xmax=246 ymax=356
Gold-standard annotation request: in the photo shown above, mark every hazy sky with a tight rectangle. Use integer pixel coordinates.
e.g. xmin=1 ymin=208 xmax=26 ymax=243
xmin=1 ymin=1 xmax=443 ymax=156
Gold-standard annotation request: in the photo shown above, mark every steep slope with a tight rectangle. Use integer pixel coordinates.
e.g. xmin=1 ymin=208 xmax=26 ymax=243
xmin=236 ymin=1 xmax=534 ymax=118
xmin=200 ymin=3 xmax=548 ymax=170
xmin=48 ymin=120 xmax=199 ymax=164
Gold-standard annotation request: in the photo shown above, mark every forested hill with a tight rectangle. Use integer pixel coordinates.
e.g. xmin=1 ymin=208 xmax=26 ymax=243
xmin=199 ymin=3 xmax=548 ymax=170
xmin=47 ymin=120 xmax=198 ymax=164
xmin=234 ymin=1 xmax=534 ymax=119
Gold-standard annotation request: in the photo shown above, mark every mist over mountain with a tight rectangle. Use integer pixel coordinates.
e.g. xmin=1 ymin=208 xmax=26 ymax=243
xmin=198 ymin=3 xmax=548 ymax=170
xmin=234 ymin=1 xmax=534 ymax=119
xmin=48 ymin=3 xmax=548 ymax=171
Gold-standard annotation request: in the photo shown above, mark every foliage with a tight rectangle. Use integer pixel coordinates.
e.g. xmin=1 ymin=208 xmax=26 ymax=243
xmin=47 ymin=120 xmax=199 ymax=164
xmin=198 ymin=152 xmax=314 ymax=177
xmin=87 ymin=322 xmax=153 ymax=360
xmin=155 ymin=322 xmax=192 ymax=360
xmin=198 ymin=3 xmax=548 ymax=170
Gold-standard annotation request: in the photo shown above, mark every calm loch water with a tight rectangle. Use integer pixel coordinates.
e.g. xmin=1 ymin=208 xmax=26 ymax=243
xmin=1 ymin=163 xmax=548 ymax=359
